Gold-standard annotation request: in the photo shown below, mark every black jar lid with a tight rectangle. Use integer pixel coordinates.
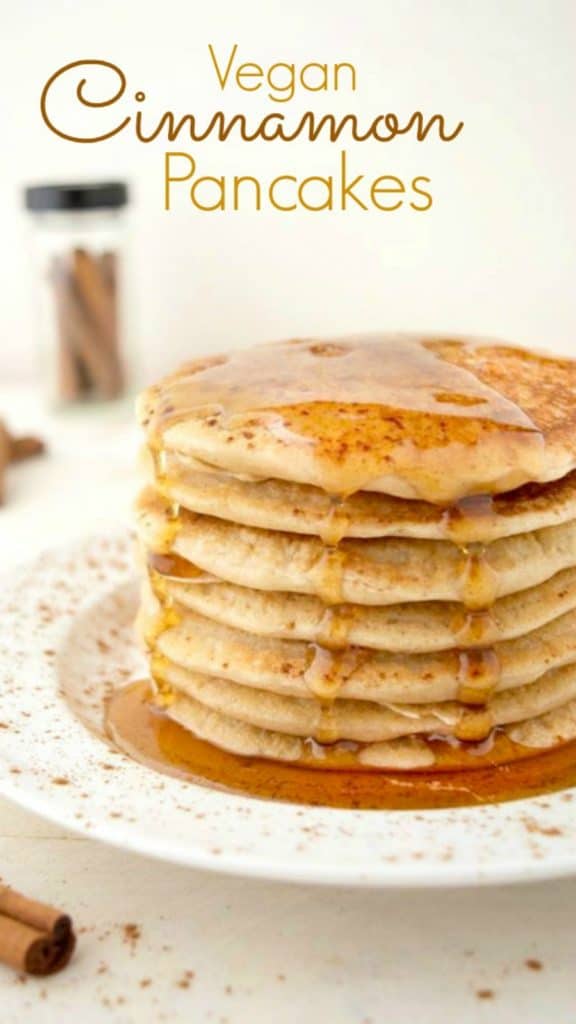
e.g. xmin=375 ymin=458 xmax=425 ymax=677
xmin=25 ymin=181 xmax=128 ymax=213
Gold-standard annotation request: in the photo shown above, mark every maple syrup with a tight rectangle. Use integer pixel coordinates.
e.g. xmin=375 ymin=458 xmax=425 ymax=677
xmin=106 ymin=680 xmax=576 ymax=810
xmin=315 ymin=604 xmax=353 ymax=649
xmin=454 ymin=707 xmax=495 ymax=743
xmin=318 ymin=496 xmax=351 ymax=546
xmin=139 ymin=336 xmax=548 ymax=503
xmin=438 ymin=493 xmax=503 ymax=716
xmin=147 ymin=551 xmax=216 ymax=584
xmin=456 ymin=648 xmax=501 ymax=705
xmin=314 ymin=546 xmax=347 ymax=605
xmin=303 ymin=644 xmax=365 ymax=701
xmin=450 ymin=607 xmax=498 ymax=646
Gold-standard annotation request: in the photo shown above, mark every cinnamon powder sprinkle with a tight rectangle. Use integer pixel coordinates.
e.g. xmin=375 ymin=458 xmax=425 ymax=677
xmin=122 ymin=923 xmax=141 ymax=952
xmin=176 ymin=970 xmax=195 ymax=989
xmin=522 ymin=816 xmax=563 ymax=837
xmin=525 ymin=958 xmax=543 ymax=971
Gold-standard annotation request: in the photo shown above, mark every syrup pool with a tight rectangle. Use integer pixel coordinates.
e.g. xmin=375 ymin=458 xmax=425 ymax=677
xmin=106 ymin=681 xmax=576 ymax=811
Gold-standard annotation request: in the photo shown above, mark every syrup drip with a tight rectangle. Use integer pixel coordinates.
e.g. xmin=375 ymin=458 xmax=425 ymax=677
xmin=457 ymin=648 xmax=501 ymax=705
xmin=149 ymin=653 xmax=174 ymax=708
xmin=318 ymin=497 xmax=351 ymax=546
xmin=429 ymin=725 xmax=500 ymax=757
xmin=316 ymin=605 xmax=353 ymax=649
xmin=442 ymin=494 xmax=495 ymax=546
xmin=315 ymin=546 xmax=347 ymax=605
xmin=144 ymin=446 xmax=186 ymax=704
xmin=440 ymin=493 xmax=503 ymax=713
xmin=151 ymin=445 xmax=166 ymax=480
xmin=455 ymin=565 xmax=500 ymax=716
xmin=305 ymin=499 xmax=350 ymax=724
xmin=454 ymin=708 xmax=496 ymax=743
xmin=451 ymin=607 xmax=497 ymax=646
xmin=316 ymin=701 xmax=340 ymax=744
xmin=303 ymin=601 xmax=362 ymax=739
xmin=150 ymin=446 xmax=170 ymax=498
xmin=148 ymin=552 xmax=217 ymax=585
xmin=304 ymin=644 xmax=364 ymax=702
xmin=318 ymin=505 xmax=353 ymax=709
xmin=144 ymin=573 xmax=180 ymax=704
xmin=306 ymin=497 xmax=358 ymax=729
xmin=145 ymin=578 xmax=181 ymax=642
xmin=458 ymin=544 xmax=498 ymax=611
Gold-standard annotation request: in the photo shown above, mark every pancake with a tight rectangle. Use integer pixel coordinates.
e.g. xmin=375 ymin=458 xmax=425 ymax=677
xmin=509 ymin=700 xmax=576 ymax=748
xmin=144 ymin=448 xmax=576 ymax=543
xmin=139 ymin=595 xmax=576 ymax=704
xmin=155 ymin=563 xmax=576 ymax=654
xmin=166 ymin=686 xmax=576 ymax=769
xmin=136 ymin=488 xmax=576 ymax=607
xmin=158 ymin=657 xmax=576 ymax=743
xmin=137 ymin=335 xmax=576 ymax=503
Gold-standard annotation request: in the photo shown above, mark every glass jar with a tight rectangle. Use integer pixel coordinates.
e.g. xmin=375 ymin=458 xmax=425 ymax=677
xmin=24 ymin=181 xmax=130 ymax=406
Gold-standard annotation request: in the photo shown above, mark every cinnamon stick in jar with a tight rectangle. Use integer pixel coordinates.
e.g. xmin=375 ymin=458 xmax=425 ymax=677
xmin=0 ymin=886 xmax=76 ymax=976
xmin=51 ymin=247 xmax=125 ymax=401
xmin=24 ymin=181 xmax=129 ymax=406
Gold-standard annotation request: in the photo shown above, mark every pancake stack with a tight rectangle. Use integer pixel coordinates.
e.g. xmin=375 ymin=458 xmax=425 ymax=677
xmin=135 ymin=335 xmax=576 ymax=771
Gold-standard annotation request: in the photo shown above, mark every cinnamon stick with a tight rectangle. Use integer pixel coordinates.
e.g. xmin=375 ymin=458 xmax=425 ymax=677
xmin=72 ymin=248 xmax=117 ymax=354
xmin=99 ymin=251 xmax=125 ymax=393
xmin=0 ymin=418 xmax=45 ymax=505
xmin=0 ymin=887 xmax=75 ymax=976
xmin=0 ymin=886 xmax=69 ymax=936
xmin=50 ymin=247 xmax=124 ymax=402
xmin=0 ymin=420 xmax=10 ymax=505
xmin=10 ymin=436 xmax=45 ymax=462
xmin=53 ymin=267 xmax=83 ymax=403
xmin=84 ymin=249 xmax=124 ymax=397
xmin=52 ymin=256 xmax=113 ymax=397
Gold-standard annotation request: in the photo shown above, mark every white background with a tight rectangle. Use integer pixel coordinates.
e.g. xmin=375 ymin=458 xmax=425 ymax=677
xmin=1 ymin=0 xmax=575 ymax=385
xmin=1 ymin=6 xmax=576 ymax=1018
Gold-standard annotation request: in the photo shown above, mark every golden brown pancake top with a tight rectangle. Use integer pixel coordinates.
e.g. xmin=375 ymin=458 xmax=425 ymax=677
xmin=138 ymin=335 xmax=576 ymax=502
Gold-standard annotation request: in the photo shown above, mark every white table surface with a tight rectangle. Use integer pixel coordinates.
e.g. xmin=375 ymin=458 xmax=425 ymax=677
xmin=1 ymin=387 xmax=576 ymax=1024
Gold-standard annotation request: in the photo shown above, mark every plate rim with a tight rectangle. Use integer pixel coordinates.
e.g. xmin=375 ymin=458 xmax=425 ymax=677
xmin=4 ymin=773 xmax=576 ymax=889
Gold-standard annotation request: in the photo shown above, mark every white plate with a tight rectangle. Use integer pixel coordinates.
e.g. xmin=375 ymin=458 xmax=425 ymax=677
xmin=1 ymin=531 xmax=576 ymax=888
